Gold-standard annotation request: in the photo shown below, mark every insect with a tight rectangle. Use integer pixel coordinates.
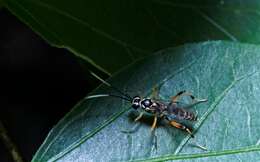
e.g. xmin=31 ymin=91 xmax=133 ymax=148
xmin=87 ymin=72 xmax=207 ymax=149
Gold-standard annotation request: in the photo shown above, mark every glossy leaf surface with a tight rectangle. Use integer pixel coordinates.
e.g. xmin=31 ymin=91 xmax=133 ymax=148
xmin=33 ymin=41 xmax=260 ymax=162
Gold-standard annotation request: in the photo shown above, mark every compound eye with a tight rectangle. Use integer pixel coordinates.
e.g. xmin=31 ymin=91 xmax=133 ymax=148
xmin=133 ymin=96 xmax=141 ymax=101
xmin=132 ymin=103 xmax=139 ymax=109
xmin=141 ymin=99 xmax=152 ymax=108
xmin=132 ymin=96 xmax=141 ymax=109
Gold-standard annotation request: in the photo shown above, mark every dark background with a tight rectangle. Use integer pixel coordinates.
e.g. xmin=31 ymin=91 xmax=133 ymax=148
xmin=0 ymin=8 xmax=103 ymax=162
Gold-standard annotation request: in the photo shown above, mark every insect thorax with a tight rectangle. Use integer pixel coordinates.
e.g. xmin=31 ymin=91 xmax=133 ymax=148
xmin=142 ymin=100 xmax=167 ymax=115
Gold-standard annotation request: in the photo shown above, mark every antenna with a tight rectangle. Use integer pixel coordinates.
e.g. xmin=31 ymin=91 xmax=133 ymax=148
xmin=89 ymin=71 xmax=133 ymax=100
xmin=85 ymin=94 xmax=131 ymax=101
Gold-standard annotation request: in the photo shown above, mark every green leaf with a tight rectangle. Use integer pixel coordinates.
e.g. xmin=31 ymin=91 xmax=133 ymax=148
xmin=32 ymin=41 xmax=260 ymax=162
xmin=0 ymin=0 xmax=3 ymax=9
xmin=4 ymin=0 xmax=260 ymax=74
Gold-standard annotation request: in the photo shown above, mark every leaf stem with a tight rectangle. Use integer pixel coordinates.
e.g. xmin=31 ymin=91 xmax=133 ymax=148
xmin=0 ymin=120 xmax=24 ymax=162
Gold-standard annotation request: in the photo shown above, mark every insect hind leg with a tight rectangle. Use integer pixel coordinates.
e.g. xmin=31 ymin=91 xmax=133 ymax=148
xmin=172 ymin=90 xmax=195 ymax=102
xmin=172 ymin=91 xmax=207 ymax=106
xmin=169 ymin=120 xmax=207 ymax=150
xmin=183 ymin=98 xmax=207 ymax=109
xmin=169 ymin=120 xmax=194 ymax=138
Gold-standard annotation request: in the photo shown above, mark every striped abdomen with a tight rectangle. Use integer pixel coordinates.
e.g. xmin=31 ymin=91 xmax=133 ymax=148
xmin=167 ymin=103 xmax=197 ymax=121
xmin=176 ymin=108 xmax=197 ymax=121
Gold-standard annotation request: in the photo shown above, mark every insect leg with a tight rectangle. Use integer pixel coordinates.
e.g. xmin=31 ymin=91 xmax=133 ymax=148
xmin=121 ymin=112 xmax=144 ymax=134
xmin=134 ymin=112 xmax=144 ymax=122
xmin=150 ymin=116 xmax=158 ymax=151
xmin=151 ymin=116 xmax=158 ymax=131
xmin=183 ymin=98 xmax=207 ymax=109
xmin=172 ymin=91 xmax=207 ymax=105
xmin=171 ymin=90 xmax=190 ymax=102
xmin=121 ymin=122 xmax=141 ymax=134
xmin=150 ymin=128 xmax=158 ymax=152
xmin=151 ymin=86 xmax=160 ymax=99
xmin=169 ymin=120 xmax=194 ymax=138
xmin=169 ymin=120 xmax=207 ymax=151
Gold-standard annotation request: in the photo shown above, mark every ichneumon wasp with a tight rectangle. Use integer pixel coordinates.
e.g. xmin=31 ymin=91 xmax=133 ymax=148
xmin=86 ymin=72 xmax=208 ymax=150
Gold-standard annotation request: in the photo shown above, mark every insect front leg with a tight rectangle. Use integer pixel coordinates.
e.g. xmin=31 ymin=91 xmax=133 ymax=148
xmin=121 ymin=111 xmax=143 ymax=134
xmin=134 ymin=112 xmax=144 ymax=122
xmin=121 ymin=122 xmax=141 ymax=134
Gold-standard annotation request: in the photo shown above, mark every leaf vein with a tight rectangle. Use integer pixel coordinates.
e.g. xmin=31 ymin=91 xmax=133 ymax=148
xmin=48 ymin=106 xmax=131 ymax=162
xmin=245 ymin=106 xmax=253 ymax=144
xmin=129 ymin=145 xmax=260 ymax=162
xmin=27 ymin=0 xmax=149 ymax=54
xmin=8 ymin=0 xmax=112 ymax=76
xmin=174 ymin=71 xmax=258 ymax=154
xmin=152 ymin=0 xmax=260 ymax=12
xmin=194 ymin=9 xmax=238 ymax=41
